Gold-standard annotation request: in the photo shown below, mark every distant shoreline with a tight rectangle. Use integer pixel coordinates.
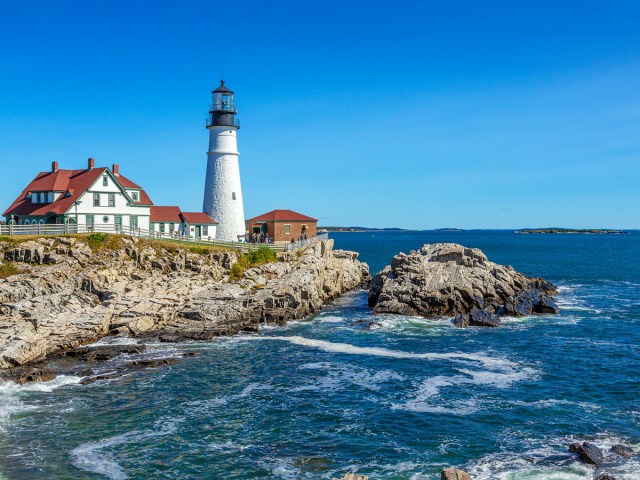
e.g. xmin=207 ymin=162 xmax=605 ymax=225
xmin=319 ymin=227 xmax=631 ymax=234
xmin=514 ymin=228 xmax=628 ymax=235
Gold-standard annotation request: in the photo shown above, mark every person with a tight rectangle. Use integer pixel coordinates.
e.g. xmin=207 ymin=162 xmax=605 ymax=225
xmin=291 ymin=237 xmax=295 ymax=244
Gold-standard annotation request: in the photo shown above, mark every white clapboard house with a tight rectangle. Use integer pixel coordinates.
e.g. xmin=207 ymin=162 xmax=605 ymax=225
xmin=3 ymin=158 xmax=217 ymax=239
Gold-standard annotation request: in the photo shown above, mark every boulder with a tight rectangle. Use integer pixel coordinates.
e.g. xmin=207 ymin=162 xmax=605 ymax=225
xmin=610 ymin=444 xmax=634 ymax=457
xmin=441 ymin=467 xmax=471 ymax=480
xmin=569 ymin=442 xmax=605 ymax=467
xmin=332 ymin=474 xmax=368 ymax=480
xmin=11 ymin=366 xmax=57 ymax=384
xmin=596 ymin=475 xmax=616 ymax=480
xmin=369 ymin=243 xmax=558 ymax=326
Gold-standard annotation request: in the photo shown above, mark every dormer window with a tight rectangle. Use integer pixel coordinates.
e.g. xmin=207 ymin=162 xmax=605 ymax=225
xmin=103 ymin=176 xmax=108 ymax=187
xmin=131 ymin=191 xmax=139 ymax=202
xmin=40 ymin=192 xmax=46 ymax=203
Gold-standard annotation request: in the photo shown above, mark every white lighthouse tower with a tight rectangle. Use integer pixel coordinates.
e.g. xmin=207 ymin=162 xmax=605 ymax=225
xmin=203 ymin=80 xmax=246 ymax=241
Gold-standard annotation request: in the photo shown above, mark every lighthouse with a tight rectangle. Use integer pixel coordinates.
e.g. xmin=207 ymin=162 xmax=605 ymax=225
xmin=203 ymin=80 xmax=246 ymax=242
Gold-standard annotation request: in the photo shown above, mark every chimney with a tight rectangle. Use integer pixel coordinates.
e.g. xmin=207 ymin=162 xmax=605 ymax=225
xmin=88 ymin=157 xmax=95 ymax=170
xmin=52 ymin=161 xmax=59 ymax=173
xmin=112 ymin=163 xmax=120 ymax=175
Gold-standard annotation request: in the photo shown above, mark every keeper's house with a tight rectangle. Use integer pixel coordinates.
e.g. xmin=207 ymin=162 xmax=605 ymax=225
xmin=3 ymin=158 xmax=217 ymax=239
xmin=246 ymin=209 xmax=317 ymax=243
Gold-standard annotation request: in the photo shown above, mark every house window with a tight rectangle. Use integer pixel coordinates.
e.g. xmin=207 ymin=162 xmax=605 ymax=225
xmin=202 ymin=225 xmax=208 ymax=236
xmin=102 ymin=216 xmax=109 ymax=223
xmin=130 ymin=216 xmax=138 ymax=230
xmin=284 ymin=224 xmax=291 ymax=234
xmin=159 ymin=223 xmax=165 ymax=234
xmin=108 ymin=193 xmax=115 ymax=207
xmin=86 ymin=215 xmax=94 ymax=230
xmin=93 ymin=193 xmax=100 ymax=206
xmin=169 ymin=223 xmax=175 ymax=233
xmin=103 ymin=176 xmax=108 ymax=187
xmin=232 ymin=192 xmax=236 ymax=200
xmin=131 ymin=191 xmax=139 ymax=202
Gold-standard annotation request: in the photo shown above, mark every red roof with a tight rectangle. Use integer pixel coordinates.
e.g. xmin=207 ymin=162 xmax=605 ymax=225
xmin=3 ymin=166 xmax=154 ymax=217
xmin=180 ymin=212 xmax=217 ymax=224
xmin=246 ymin=209 xmax=317 ymax=222
xmin=116 ymin=173 xmax=153 ymax=205
xmin=150 ymin=206 xmax=182 ymax=223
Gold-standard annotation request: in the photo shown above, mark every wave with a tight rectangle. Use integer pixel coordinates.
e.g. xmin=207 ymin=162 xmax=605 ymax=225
xmin=0 ymin=376 xmax=81 ymax=432
xmin=70 ymin=416 xmax=184 ymax=480
xmin=294 ymin=362 xmax=404 ymax=392
xmin=466 ymin=432 xmax=640 ymax=480
xmin=247 ymin=335 xmax=520 ymax=369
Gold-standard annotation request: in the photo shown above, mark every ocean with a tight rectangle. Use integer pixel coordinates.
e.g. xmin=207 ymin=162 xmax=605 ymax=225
xmin=1 ymin=230 xmax=639 ymax=479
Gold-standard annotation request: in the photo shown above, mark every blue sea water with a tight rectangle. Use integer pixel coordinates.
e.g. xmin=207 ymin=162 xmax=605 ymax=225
xmin=1 ymin=230 xmax=639 ymax=479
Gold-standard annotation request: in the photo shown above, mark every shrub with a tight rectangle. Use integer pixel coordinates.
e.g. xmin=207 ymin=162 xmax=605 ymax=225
xmin=85 ymin=233 xmax=122 ymax=252
xmin=0 ymin=262 xmax=21 ymax=279
xmin=228 ymin=246 xmax=278 ymax=281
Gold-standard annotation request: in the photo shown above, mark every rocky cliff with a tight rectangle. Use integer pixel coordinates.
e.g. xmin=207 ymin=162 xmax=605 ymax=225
xmin=0 ymin=236 xmax=369 ymax=369
xmin=368 ymin=243 xmax=558 ymax=326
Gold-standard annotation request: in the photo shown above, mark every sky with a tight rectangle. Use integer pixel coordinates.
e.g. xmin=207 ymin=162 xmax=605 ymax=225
xmin=0 ymin=1 xmax=639 ymax=229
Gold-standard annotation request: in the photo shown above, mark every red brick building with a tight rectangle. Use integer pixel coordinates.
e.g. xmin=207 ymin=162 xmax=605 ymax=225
xmin=245 ymin=209 xmax=317 ymax=243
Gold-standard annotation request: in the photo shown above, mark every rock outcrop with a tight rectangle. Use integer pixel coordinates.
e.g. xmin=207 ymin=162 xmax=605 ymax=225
xmin=332 ymin=474 xmax=368 ymax=480
xmin=441 ymin=467 xmax=471 ymax=480
xmin=0 ymin=236 xmax=369 ymax=369
xmin=368 ymin=243 xmax=558 ymax=326
xmin=569 ymin=442 xmax=605 ymax=467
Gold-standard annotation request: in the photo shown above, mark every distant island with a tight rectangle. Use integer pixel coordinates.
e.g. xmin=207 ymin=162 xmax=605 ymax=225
xmin=515 ymin=228 xmax=627 ymax=235
xmin=320 ymin=226 xmax=411 ymax=232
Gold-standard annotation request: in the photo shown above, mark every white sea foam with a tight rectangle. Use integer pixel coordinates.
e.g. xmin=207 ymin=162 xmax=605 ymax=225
xmin=248 ymin=335 xmax=518 ymax=369
xmin=0 ymin=376 xmax=81 ymax=432
xmin=71 ymin=416 xmax=184 ymax=480
xmin=295 ymin=362 xmax=404 ymax=392
xmin=318 ymin=315 xmax=345 ymax=323
xmin=392 ymin=364 xmax=536 ymax=414
xmin=91 ymin=336 xmax=141 ymax=347
xmin=467 ymin=433 xmax=640 ymax=480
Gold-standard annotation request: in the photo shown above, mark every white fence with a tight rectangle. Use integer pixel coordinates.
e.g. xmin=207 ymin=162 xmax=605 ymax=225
xmin=0 ymin=223 xmax=328 ymax=253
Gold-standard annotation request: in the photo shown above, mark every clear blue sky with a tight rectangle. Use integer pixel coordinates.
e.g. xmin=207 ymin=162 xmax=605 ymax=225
xmin=1 ymin=1 xmax=639 ymax=229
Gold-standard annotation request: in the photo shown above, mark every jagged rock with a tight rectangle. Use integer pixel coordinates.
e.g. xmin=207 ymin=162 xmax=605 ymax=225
xmin=569 ymin=442 xmax=605 ymax=467
xmin=536 ymin=295 xmax=560 ymax=314
xmin=597 ymin=475 xmax=616 ymax=480
xmin=610 ymin=444 xmax=634 ymax=457
xmin=332 ymin=474 xmax=368 ymax=480
xmin=64 ymin=344 xmax=146 ymax=362
xmin=441 ymin=467 xmax=471 ymax=480
xmin=0 ymin=237 xmax=368 ymax=368
xmin=369 ymin=243 xmax=557 ymax=326
xmin=9 ymin=366 xmax=57 ymax=384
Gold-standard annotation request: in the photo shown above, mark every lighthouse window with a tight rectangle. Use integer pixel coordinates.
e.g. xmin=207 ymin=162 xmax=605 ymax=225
xmin=232 ymin=192 xmax=236 ymax=200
